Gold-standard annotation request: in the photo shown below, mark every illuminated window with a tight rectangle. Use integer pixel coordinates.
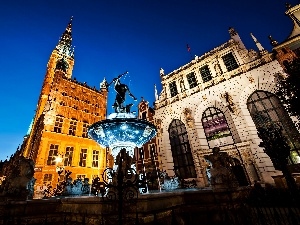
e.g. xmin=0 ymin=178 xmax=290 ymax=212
xmin=202 ymin=107 xmax=233 ymax=148
xmin=54 ymin=117 xmax=63 ymax=133
xmin=187 ymin=72 xmax=198 ymax=88
xmin=200 ymin=65 xmax=212 ymax=82
xmin=92 ymin=150 xmax=99 ymax=167
xmin=82 ymin=122 xmax=89 ymax=138
xmin=247 ymin=91 xmax=300 ymax=163
xmin=149 ymin=144 xmax=157 ymax=163
xmin=79 ymin=149 xmax=87 ymax=167
xmin=69 ymin=120 xmax=77 ymax=136
xmin=64 ymin=146 xmax=74 ymax=166
xmin=76 ymin=174 xmax=86 ymax=181
xmin=169 ymin=81 xmax=178 ymax=97
xmin=222 ymin=52 xmax=238 ymax=71
xmin=43 ymin=174 xmax=53 ymax=182
xmin=47 ymin=144 xmax=59 ymax=165
xmin=168 ymin=119 xmax=196 ymax=178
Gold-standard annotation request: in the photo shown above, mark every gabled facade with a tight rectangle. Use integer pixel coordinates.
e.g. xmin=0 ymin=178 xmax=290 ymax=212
xmin=22 ymin=18 xmax=108 ymax=192
xmin=154 ymin=21 xmax=300 ymax=187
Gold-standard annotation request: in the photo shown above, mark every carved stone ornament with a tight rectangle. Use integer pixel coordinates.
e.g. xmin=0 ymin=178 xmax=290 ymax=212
xmin=183 ymin=108 xmax=194 ymax=128
xmin=221 ymin=92 xmax=237 ymax=113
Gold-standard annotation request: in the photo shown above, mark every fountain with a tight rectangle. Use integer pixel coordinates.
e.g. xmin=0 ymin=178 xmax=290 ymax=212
xmin=88 ymin=72 xmax=157 ymax=193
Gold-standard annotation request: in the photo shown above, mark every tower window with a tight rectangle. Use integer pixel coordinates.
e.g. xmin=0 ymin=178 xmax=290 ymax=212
xmin=169 ymin=81 xmax=178 ymax=97
xmin=69 ymin=120 xmax=77 ymax=136
xmin=187 ymin=72 xmax=198 ymax=88
xmin=142 ymin=112 xmax=147 ymax=120
xmin=222 ymin=52 xmax=239 ymax=72
xmin=54 ymin=117 xmax=63 ymax=133
xmin=92 ymin=150 xmax=99 ymax=167
xmin=64 ymin=146 xmax=74 ymax=166
xmin=82 ymin=122 xmax=89 ymax=138
xmin=200 ymin=65 xmax=212 ymax=83
xmin=79 ymin=149 xmax=87 ymax=167
xmin=43 ymin=174 xmax=53 ymax=182
xmin=47 ymin=144 xmax=59 ymax=165
xmin=76 ymin=174 xmax=86 ymax=181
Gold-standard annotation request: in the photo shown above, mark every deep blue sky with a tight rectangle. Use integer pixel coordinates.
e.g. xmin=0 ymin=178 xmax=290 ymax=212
xmin=0 ymin=0 xmax=297 ymax=161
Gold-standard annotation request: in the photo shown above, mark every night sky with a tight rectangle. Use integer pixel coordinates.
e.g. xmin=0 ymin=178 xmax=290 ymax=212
xmin=0 ymin=0 xmax=297 ymax=161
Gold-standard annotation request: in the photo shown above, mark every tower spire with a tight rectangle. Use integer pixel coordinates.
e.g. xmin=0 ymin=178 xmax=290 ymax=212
xmin=250 ymin=33 xmax=265 ymax=52
xmin=56 ymin=16 xmax=74 ymax=58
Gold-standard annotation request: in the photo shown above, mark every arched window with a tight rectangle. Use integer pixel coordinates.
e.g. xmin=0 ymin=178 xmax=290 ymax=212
xmin=168 ymin=119 xmax=196 ymax=178
xmin=202 ymin=107 xmax=234 ymax=148
xmin=247 ymin=90 xmax=300 ymax=163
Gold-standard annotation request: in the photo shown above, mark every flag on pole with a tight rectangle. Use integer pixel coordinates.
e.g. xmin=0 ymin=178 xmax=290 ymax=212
xmin=186 ymin=44 xmax=191 ymax=52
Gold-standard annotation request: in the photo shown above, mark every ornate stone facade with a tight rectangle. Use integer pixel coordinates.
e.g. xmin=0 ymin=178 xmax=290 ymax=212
xmin=153 ymin=11 xmax=300 ymax=187
xmin=21 ymin=18 xmax=108 ymax=194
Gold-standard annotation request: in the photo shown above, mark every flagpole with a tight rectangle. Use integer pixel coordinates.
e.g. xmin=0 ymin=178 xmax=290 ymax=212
xmin=186 ymin=44 xmax=193 ymax=59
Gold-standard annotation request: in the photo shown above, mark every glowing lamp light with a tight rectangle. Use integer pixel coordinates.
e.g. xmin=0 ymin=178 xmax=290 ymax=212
xmin=54 ymin=155 xmax=63 ymax=164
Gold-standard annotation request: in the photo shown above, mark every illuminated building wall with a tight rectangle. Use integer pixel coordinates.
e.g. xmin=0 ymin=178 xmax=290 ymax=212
xmin=153 ymin=5 xmax=300 ymax=187
xmin=136 ymin=99 xmax=160 ymax=189
xmin=22 ymin=18 xmax=108 ymax=192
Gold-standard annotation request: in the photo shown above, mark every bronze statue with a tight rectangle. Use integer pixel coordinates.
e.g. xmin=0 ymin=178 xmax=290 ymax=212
xmin=109 ymin=72 xmax=137 ymax=113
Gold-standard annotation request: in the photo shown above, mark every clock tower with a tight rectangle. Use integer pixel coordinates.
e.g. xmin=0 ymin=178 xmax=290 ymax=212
xmin=22 ymin=18 xmax=108 ymax=195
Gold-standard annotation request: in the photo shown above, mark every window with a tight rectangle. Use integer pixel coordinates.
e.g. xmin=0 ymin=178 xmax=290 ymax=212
xmin=43 ymin=174 xmax=53 ymax=182
xmin=76 ymin=174 xmax=86 ymax=181
xmin=69 ymin=120 xmax=77 ymax=136
xmin=168 ymin=119 xmax=196 ymax=178
xmin=149 ymin=144 xmax=157 ymax=163
xmin=202 ymin=107 xmax=233 ymax=148
xmin=222 ymin=52 xmax=239 ymax=72
xmin=186 ymin=72 xmax=198 ymax=88
xmin=169 ymin=81 xmax=178 ymax=97
xmin=92 ymin=150 xmax=99 ymax=167
xmin=47 ymin=144 xmax=59 ymax=165
xmin=142 ymin=112 xmax=147 ymax=120
xmin=247 ymin=91 xmax=300 ymax=164
xmin=82 ymin=122 xmax=89 ymax=138
xmin=79 ymin=149 xmax=87 ymax=167
xmin=64 ymin=146 xmax=74 ymax=166
xmin=200 ymin=65 xmax=212 ymax=82
xmin=54 ymin=117 xmax=63 ymax=133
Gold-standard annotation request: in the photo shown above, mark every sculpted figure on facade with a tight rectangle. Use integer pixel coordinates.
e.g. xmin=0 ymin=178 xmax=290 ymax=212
xmin=221 ymin=92 xmax=237 ymax=113
xmin=179 ymin=79 xmax=186 ymax=92
xmin=183 ymin=108 xmax=194 ymax=128
xmin=160 ymin=68 xmax=164 ymax=76
xmin=204 ymin=147 xmax=238 ymax=189
xmin=214 ymin=63 xmax=222 ymax=76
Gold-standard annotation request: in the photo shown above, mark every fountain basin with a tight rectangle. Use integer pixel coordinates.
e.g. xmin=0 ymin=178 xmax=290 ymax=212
xmin=88 ymin=113 xmax=157 ymax=157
